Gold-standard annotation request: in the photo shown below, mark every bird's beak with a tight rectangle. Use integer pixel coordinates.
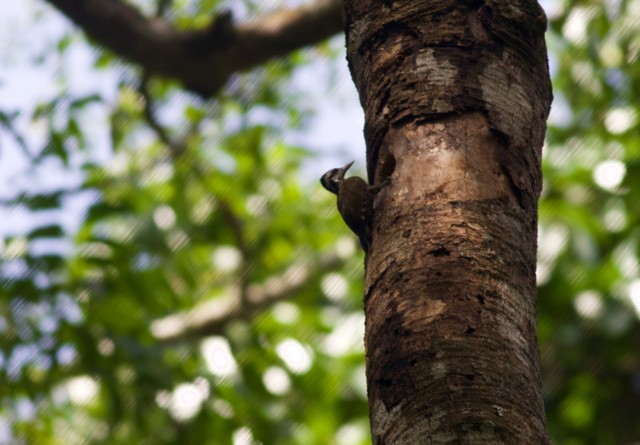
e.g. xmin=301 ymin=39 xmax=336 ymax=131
xmin=339 ymin=161 xmax=355 ymax=176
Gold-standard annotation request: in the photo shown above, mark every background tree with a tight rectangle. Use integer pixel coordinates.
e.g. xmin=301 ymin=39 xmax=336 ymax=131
xmin=0 ymin=1 xmax=639 ymax=445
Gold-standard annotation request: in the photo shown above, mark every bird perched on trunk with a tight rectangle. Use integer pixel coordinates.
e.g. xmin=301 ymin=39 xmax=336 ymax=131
xmin=320 ymin=161 xmax=376 ymax=253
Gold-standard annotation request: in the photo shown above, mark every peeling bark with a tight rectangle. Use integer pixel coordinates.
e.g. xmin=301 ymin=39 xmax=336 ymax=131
xmin=344 ymin=0 xmax=552 ymax=443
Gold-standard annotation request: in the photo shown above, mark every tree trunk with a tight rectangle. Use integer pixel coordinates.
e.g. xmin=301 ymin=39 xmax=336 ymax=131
xmin=343 ymin=0 xmax=552 ymax=443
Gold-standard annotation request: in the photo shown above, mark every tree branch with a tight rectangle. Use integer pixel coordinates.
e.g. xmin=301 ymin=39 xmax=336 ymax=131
xmin=151 ymin=253 xmax=344 ymax=344
xmin=138 ymin=74 xmax=186 ymax=157
xmin=216 ymin=199 xmax=252 ymax=306
xmin=44 ymin=0 xmax=344 ymax=97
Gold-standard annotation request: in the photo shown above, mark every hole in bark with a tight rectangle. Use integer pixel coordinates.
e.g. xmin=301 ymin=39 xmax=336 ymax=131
xmin=376 ymin=149 xmax=396 ymax=184
xmin=402 ymin=229 xmax=411 ymax=238
xmin=435 ymin=271 xmax=442 ymax=277
xmin=466 ymin=374 xmax=475 ymax=381
xmin=429 ymin=246 xmax=450 ymax=257
xmin=476 ymin=294 xmax=485 ymax=305
xmin=465 ymin=325 xmax=476 ymax=334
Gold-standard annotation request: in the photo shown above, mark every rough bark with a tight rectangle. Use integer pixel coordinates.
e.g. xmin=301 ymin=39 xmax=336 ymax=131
xmin=45 ymin=0 xmax=343 ymax=96
xmin=344 ymin=0 xmax=552 ymax=443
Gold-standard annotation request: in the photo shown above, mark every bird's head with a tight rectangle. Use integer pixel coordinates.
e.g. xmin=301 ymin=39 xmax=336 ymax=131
xmin=320 ymin=161 xmax=354 ymax=194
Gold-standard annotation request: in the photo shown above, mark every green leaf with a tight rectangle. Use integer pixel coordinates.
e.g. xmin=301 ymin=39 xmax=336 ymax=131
xmin=28 ymin=225 xmax=65 ymax=239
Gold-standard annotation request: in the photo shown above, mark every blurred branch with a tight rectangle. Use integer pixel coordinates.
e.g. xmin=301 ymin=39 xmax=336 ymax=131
xmin=151 ymin=253 xmax=344 ymax=344
xmin=217 ymin=199 xmax=249 ymax=259
xmin=44 ymin=0 xmax=344 ymax=97
xmin=217 ymin=199 xmax=252 ymax=305
xmin=138 ymin=75 xmax=185 ymax=157
xmin=0 ymin=110 xmax=33 ymax=161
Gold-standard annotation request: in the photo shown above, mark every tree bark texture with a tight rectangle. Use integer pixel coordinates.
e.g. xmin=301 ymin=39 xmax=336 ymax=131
xmin=344 ymin=1 xmax=552 ymax=443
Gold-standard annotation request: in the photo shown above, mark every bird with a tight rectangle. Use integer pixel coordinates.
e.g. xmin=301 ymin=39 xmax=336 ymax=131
xmin=320 ymin=161 xmax=375 ymax=252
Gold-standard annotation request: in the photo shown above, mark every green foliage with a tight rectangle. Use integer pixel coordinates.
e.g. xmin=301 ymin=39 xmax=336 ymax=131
xmin=540 ymin=0 xmax=640 ymax=443
xmin=1 ymin=0 xmax=640 ymax=444
xmin=1 ymin=3 xmax=366 ymax=443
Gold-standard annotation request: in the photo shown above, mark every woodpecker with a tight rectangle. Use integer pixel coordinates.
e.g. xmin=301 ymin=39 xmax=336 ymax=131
xmin=320 ymin=161 xmax=374 ymax=252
